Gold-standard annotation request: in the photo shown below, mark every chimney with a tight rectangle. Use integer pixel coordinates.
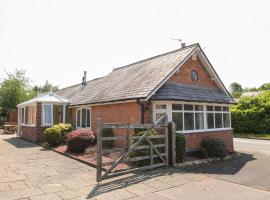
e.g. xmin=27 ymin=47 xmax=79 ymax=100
xmin=181 ymin=42 xmax=186 ymax=48
xmin=82 ymin=71 xmax=87 ymax=86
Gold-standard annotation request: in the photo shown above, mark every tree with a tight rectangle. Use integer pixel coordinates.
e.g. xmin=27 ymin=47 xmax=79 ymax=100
xmin=33 ymin=80 xmax=58 ymax=95
xmin=229 ymin=82 xmax=243 ymax=98
xmin=259 ymin=83 xmax=270 ymax=91
xmin=0 ymin=69 xmax=35 ymax=113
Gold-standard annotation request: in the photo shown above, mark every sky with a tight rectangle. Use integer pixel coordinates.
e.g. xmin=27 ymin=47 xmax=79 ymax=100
xmin=0 ymin=0 xmax=270 ymax=89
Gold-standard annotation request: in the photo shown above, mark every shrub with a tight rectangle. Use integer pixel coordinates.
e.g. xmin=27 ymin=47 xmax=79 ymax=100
xmin=66 ymin=128 xmax=96 ymax=153
xmin=201 ymin=137 xmax=227 ymax=159
xmin=197 ymin=148 xmax=208 ymax=159
xmin=54 ymin=123 xmax=73 ymax=142
xmin=131 ymin=128 xmax=159 ymax=167
xmin=102 ymin=128 xmax=113 ymax=149
xmin=175 ymin=135 xmax=186 ymax=163
xmin=232 ymin=91 xmax=270 ymax=134
xmin=44 ymin=126 xmax=62 ymax=147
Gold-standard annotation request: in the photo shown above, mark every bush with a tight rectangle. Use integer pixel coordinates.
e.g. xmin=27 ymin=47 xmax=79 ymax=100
xmin=102 ymin=128 xmax=113 ymax=149
xmin=175 ymin=135 xmax=186 ymax=163
xmin=197 ymin=148 xmax=208 ymax=159
xmin=55 ymin=123 xmax=73 ymax=142
xmin=131 ymin=128 xmax=159 ymax=167
xmin=232 ymin=91 xmax=270 ymax=134
xmin=44 ymin=126 xmax=62 ymax=147
xmin=201 ymin=137 xmax=227 ymax=159
xmin=66 ymin=128 xmax=96 ymax=153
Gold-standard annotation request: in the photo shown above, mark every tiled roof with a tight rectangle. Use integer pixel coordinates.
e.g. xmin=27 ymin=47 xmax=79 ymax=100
xmin=150 ymin=82 xmax=232 ymax=104
xmin=56 ymin=44 xmax=198 ymax=105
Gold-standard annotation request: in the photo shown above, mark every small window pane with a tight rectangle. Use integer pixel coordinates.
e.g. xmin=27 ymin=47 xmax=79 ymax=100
xmin=21 ymin=108 xmax=25 ymax=123
xmin=215 ymin=106 xmax=222 ymax=111
xmin=172 ymin=112 xmax=183 ymax=131
xmin=172 ymin=104 xmax=182 ymax=111
xmin=76 ymin=110 xmax=81 ymax=127
xmin=215 ymin=113 xmax=223 ymax=128
xmin=223 ymin=106 xmax=229 ymax=112
xmin=82 ymin=109 xmax=86 ymax=128
xmin=156 ymin=113 xmax=167 ymax=124
xmin=207 ymin=106 xmax=213 ymax=111
xmin=43 ymin=105 xmax=52 ymax=125
xmin=195 ymin=113 xmax=204 ymax=130
xmin=53 ymin=105 xmax=63 ymax=124
xmin=223 ymin=113 xmax=230 ymax=128
xmin=184 ymin=104 xmax=193 ymax=111
xmin=184 ymin=113 xmax=194 ymax=130
xmin=156 ymin=104 xmax=166 ymax=110
xmin=207 ymin=113 xmax=214 ymax=129
xmin=86 ymin=109 xmax=91 ymax=127
xmin=195 ymin=105 xmax=203 ymax=111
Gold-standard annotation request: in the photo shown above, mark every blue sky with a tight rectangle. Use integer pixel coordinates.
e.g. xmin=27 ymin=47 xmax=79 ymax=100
xmin=0 ymin=0 xmax=269 ymax=89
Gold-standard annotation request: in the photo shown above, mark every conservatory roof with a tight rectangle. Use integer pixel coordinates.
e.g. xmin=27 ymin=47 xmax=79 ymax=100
xmin=17 ymin=92 xmax=70 ymax=107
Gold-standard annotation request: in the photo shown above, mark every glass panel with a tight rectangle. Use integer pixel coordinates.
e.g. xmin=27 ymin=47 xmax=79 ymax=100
xmin=172 ymin=112 xmax=183 ymax=131
xmin=81 ymin=109 xmax=86 ymax=128
xmin=184 ymin=104 xmax=193 ymax=111
xmin=76 ymin=110 xmax=81 ymax=127
xmin=25 ymin=107 xmax=28 ymax=124
xmin=156 ymin=104 xmax=166 ymax=110
xmin=65 ymin=107 xmax=72 ymax=124
xmin=195 ymin=105 xmax=203 ymax=111
xmin=43 ymin=105 xmax=52 ymax=125
xmin=195 ymin=113 xmax=204 ymax=130
xmin=207 ymin=106 xmax=213 ymax=111
xmin=215 ymin=106 xmax=222 ymax=111
xmin=207 ymin=113 xmax=214 ymax=129
xmin=223 ymin=106 xmax=229 ymax=112
xmin=172 ymin=104 xmax=182 ymax=111
xmin=87 ymin=109 xmax=91 ymax=127
xmin=215 ymin=113 xmax=223 ymax=128
xmin=21 ymin=108 xmax=25 ymax=123
xmin=184 ymin=113 xmax=194 ymax=130
xmin=223 ymin=113 xmax=230 ymax=128
xmin=53 ymin=105 xmax=63 ymax=124
xmin=156 ymin=113 xmax=167 ymax=124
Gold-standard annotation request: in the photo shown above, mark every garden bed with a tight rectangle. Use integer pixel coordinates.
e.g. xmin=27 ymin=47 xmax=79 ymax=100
xmin=53 ymin=144 xmax=130 ymax=171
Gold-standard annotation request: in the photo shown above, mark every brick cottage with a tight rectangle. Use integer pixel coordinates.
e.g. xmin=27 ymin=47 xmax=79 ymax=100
xmin=17 ymin=43 xmax=235 ymax=152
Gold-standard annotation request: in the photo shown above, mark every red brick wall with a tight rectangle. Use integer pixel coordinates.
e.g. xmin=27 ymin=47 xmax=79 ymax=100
xmin=169 ymin=57 xmax=218 ymax=89
xmin=184 ymin=129 xmax=234 ymax=152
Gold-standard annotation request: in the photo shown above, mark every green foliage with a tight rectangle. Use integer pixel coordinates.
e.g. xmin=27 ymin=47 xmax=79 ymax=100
xmin=175 ymin=135 xmax=186 ymax=163
xmin=44 ymin=123 xmax=73 ymax=146
xmin=229 ymin=82 xmax=243 ymax=98
xmin=0 ymin=69 xmax=34 ymax=113
xmin=44 ymin=126 xmax=62 ymax=147
xmin=102 ymin=128 xmax=113 ymax=149
xmin=32 ymin=80 xmax=58 ymax=95
xmin=232 ymin=91 xmax=270 ymax=133
xmin=197 ymin=148 xmax=208 ymax=159
xmin=259 ymin=83 xmax=270 ymax=91
xmin=131 ymin=128 xmax=159 ymax=167
xmin=201 ymin=137 xmax=227 ymax=159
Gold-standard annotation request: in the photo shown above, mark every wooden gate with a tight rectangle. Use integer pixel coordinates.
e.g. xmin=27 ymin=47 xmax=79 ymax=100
xmin=96 ymin=114 xmax=169 ymax=182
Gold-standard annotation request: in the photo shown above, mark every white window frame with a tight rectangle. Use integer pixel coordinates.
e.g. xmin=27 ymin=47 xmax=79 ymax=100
xmin=42 ymin=104 xmax=53 ymax=126
xmin=153 ymin=101 xmax=232 ymax=134
xmin=76 ymin=108 xmax=91 ymax=129
xmin=20 ymin=105 xmax=36 ymax=127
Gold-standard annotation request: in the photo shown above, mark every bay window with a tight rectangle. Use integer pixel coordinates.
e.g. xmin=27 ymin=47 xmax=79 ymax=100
xmin=43 ymin=104 xmax=53 ymax=126
xmin=21 ymin=104 xmax=36 ymax=126
xmin=154 ymin=102 xmax=231 ymax=133
xmin=42 ymin=104 xmax=67 ymax=126
xmin=76 ymin=108 xmax=91 ymax=128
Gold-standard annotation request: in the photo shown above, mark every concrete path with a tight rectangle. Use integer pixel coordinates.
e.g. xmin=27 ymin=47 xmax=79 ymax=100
xmin=0 ymin=135 xmax=270 ymax=200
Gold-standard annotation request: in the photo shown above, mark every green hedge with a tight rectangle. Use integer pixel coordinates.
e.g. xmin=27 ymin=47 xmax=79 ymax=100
xmin=232 ymin=91 xmax=270 ymax=134
xmin=201 ymin=137 xmax=227 ymax=159
xmin=175 ymin=135 xmax=186 ymax=163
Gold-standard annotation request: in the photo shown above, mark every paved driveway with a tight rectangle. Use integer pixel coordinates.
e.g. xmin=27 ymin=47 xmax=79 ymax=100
xmin=1 ymin=135 xmax=270 ymax=200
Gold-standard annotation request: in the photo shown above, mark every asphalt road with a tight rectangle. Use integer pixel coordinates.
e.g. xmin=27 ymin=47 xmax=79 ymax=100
xmin=183 ymin=138 xmax=270 ymax=192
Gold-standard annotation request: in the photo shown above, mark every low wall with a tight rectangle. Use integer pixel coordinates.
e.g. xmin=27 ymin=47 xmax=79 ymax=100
xmin=184 ymin=129 xmax=234 ymax=152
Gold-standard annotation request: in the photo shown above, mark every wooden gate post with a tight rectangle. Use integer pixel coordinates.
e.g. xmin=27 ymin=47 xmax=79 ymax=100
xmin=96 ymin=118 xmax=103 ymax=183
xmin=168 ymin=122 xmax=176 ymax=167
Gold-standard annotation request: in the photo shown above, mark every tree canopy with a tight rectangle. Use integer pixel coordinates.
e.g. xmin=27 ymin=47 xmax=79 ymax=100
xmin=32 ymin=80 xmax=58 ymax=95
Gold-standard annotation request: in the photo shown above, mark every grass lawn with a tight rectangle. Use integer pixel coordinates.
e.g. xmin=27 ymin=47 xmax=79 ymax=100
xmin=234 ymin=132 xmax=270 ymax=140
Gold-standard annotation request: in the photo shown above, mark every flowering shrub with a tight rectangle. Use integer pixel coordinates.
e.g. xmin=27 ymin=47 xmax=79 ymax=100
xmin=66 ymin=128 xmax=96 ymax=153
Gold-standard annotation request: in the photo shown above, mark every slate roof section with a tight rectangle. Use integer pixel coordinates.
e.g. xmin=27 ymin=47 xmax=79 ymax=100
xmin=56 ymin=44 xmax=198 ymax=105
xmin=150 ymin=82 xmax=232 ymax=104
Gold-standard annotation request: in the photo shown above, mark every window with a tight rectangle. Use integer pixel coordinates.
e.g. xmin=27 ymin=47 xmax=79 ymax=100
xmin=21 ymin=105 xmax=36 ymax=126
xmin=206 ymin=105 xmax=230 ymax=129
xmin=191 ymin=70 xmax=198 ymax=82
xmin=76 ymin=108 xmax=91 ymax=128
xmin=155 ymin=104 xmax=168 ymax=124
xmin=43 ymin=104 xmax=53 ymax=126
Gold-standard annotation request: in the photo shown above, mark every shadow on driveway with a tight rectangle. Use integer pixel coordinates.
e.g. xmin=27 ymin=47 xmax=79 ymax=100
xmin=3 ymin=136 xmax=38 ymax=148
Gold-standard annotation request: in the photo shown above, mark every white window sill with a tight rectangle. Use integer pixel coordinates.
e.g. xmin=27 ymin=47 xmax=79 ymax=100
xmin=177 ymin=128 xmax=233 ymax=135
xmin=21 ymin=124 xmax=36 ymax=127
